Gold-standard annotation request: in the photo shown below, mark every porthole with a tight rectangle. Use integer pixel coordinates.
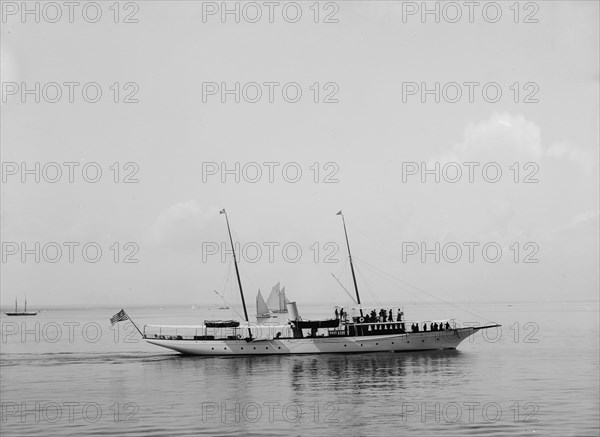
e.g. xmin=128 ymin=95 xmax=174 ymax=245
xmin=376 ymin=342 xmax=379 ymax=345
xmin=278 ymin=347 xmax=281 ymax=349
xmin=266 ymin=347 xmax=268 ymax=350
xmin=211 ymin=347 xmax=214 ymax=350
xmin=392 ymin=342 xmax=394 ymax=344
xmin=241 ymin=347 xmax=243 ymax=350
xmin=344 ymin=344 xmax=347 ymax=347
xmin=253 ymin=347 xmax=256 ymax=350
xmin=224 ymin=347 xmax=227 ymax=350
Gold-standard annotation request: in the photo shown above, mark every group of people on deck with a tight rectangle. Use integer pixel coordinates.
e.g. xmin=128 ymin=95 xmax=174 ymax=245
xmin=335 ymin=308 xmax=346 ymax=320
xmin=411 ymin=322 xmax=451 ymax=333
xmin=336 ymin=308 xmax=404 ymax=323
xmin=365 ymin=308 xmax=403 ymax=323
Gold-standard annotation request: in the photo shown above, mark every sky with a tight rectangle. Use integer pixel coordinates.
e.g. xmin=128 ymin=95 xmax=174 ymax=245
xmin=1 ymin=1 xmax=598 ymax=310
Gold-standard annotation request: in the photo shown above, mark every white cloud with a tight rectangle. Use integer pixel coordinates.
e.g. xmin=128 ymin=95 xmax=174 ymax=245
xmin=566 ymin=210 xmax=600 ymax=229
xmin=456 ymin=113 xmax=543 ymax=161
xmin=435 ymin=114 xmax=596 ymax=180
xmin=547 ymin=142 xmax=597 ymax=174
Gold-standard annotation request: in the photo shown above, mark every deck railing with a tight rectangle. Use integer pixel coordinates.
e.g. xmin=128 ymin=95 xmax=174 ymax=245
xmin=143 ymin=319 xmax=464 ymax=340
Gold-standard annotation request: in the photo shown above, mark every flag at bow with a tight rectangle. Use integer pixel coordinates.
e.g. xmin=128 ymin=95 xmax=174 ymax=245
xmin=110 ymin=309 xmax=129 ymax=326
xmin=220 ymin=209 xmax=226 ymax=214
xmin=336 ymin=211 xmax=342 ymax=215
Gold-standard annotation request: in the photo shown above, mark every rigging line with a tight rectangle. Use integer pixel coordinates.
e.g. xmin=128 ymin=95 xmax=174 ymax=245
xmin=358 ymin=258 xmax=458 ymax=319
xmin=236 ymin=262 xmax=259 ymax=297
xmin=219 ymin=259 xmax=233 ymax=294
xmin=352 ymin=256 xmax=457 ymax=318
xmin=356 ymin=260 xmax=457 ymax=320
xmin=354 ymin=264 xmax=383 ymax=308
xmin=218 ymin=261 xmax=230 ymax=306
xmin=341 ymin=261 xmax=350 ymax=299
xmin=331 ymin=259 xmax=355 ymax=306
xmin=353 ymin=257 xmax=494 ymax=323
xmin=334 ymin=257 xmax=349 ymax=281
xmin=228 ymin=228 xmax=263 ymax=294
xmin=223 ymin=263 xmax=232 ymax=291
xmin=342 ymin=220 xmax=463 ymax=302
xmin=356 ymin=257 xmax=493 ymax=323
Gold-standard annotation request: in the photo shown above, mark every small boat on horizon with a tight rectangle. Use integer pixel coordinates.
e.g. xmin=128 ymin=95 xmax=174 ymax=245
xmin=112 ymin=210 xmax=500 ymax=356
xmin=256 ymin=282 xmax=289 ymax=324
xmin=5 ymin=296 xmax=38 ymax=316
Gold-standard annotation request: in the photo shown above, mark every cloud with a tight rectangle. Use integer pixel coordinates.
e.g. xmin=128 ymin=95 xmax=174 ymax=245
xmin=438 ymin=113 xmax=543 ymax=163
xmin=437 ymin=113 xmax=596 ymax=175
xmin=547 ymin=142 xmax=597 ymax=174
xmin=566 ymin=210 xmax=600 ymax=229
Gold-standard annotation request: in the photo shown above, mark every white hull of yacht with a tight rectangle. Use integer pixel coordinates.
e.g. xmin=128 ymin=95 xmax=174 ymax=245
xmin=145 ymin=327 xmax=484 ymax=356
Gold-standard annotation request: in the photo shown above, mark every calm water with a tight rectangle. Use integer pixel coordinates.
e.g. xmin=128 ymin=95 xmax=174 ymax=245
xmin=1 ymin=302 xmax=598 ymax=436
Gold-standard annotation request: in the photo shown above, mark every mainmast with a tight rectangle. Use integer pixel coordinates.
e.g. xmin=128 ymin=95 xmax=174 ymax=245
xmin=337 ymin=211 xmax=363 ymax=316
xmin=220 ymin=209 xmax=252 ymax=338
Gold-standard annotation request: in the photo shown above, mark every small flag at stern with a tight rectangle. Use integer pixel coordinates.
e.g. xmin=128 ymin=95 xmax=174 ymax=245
xmin=110 ymin=309 xmax=129 ymax=325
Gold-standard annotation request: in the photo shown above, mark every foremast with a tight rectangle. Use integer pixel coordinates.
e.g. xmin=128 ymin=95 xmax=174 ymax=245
xmin=220 ymin=209 xmax=252 ymax=338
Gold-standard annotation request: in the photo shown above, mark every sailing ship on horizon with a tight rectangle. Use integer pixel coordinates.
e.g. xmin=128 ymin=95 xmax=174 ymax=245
xmin=5 ymin=296 xmax=38 ymax=316
xmin=256 ymin=282 xmax=289 ymax=324
xmin=112 ymin=209 xmax=500 ymax=356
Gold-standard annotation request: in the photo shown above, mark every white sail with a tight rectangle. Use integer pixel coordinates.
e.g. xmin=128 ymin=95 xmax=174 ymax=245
xmin=279 ymin=286 xmax=289 ymax=312
xmin=256 ymin=290 xmax=270 ymax=316
xmin=265 ymin=282 xmax=281 ymax=311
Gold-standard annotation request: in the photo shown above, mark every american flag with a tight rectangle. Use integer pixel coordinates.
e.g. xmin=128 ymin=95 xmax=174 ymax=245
xmin=110 ymin=309 xmax=129 ymax=326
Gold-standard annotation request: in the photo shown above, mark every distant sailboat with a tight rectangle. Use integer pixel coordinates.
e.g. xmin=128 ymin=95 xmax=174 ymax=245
xmin=257 ymin=282 xmax=289 ymax=323
xmin=5 ymin=296 xmax=38 ymax=316
xmin=265 ymin=282 xmax=289 ymax=313
xmin=256 ymin=290 xmax=270 ymax=318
